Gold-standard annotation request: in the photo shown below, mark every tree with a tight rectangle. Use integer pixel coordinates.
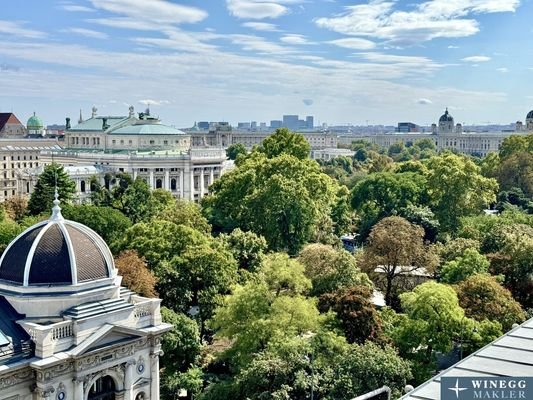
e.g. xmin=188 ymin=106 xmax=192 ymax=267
xmin=496 ymin=151 xmax=533 ymax=198
xmin=425 ymin=153 xmax=498 ymax=232
xmin=114 ymin=250 xmax=157 ymax=297
xmin=499 ymin=134 xmax=532 ymax=160
xmin=257 ymin=128 xmax=310 ymax=160
xmin=439 ymin=248 xmax=490 ymax=284
xmin=394 ymin=282 xmax=501 ymax=382
xmin=3 ymin=196 xmax=28 ymax=221
xmin=226 ymin=143 xmax=247 ymax=160
xmin=298 ymin=243 xmax=371 ymax=297
xmin=438 ymin=238 xmax=481 ymax=263
xmin=219 ymin=228 xmax=267 ymax=273
xmin=158 ymin=199 xmax=211 ymax=234
xmin=455 ymin=274 xmax=525 ymax=331
xmin=361 ymin=216 xmax=438 ymax=306
xmin=157 ymin=241 xmax=238 ymax=334
xmin=319 ymin=285 xmax=382 ymax=344
xmin=114 ymin=176 xmax=153 ymax=223
xmin=28 ymin=163 xmax=76 ymax=215
xmin=330 ymin=342 xmax=412 ymax=400
xmin=0 ymin=219 xmax=22 ymax=254
xmin=61 ymin=204 xmax=132 ymax=246
xmin=205 ymin=153 xmax=338 ymax=254
xmin=351 ymin=172 xmax=427 ymax=239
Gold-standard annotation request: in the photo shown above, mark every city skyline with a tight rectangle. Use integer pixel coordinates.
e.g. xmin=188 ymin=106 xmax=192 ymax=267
xmin=1 ymin=0 xmax=532 ymax=127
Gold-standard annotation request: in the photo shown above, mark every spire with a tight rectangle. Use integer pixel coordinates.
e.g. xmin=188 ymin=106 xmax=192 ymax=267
xmin=78 ymin=109 xmax=83 ymax=124
xmin=50 ymin=187 xmax=64 ymax=221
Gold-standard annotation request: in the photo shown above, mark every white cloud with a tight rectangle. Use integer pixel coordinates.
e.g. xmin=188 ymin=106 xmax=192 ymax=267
xmin=242 ymin=22 xmax=280 ymax=31
xmin=496 ymin=67 xmax=509 ymax=72
xmin=448 ymin=45 xmax=460 ymax=48
xmin=88 ymin=0 xmax=207 ymax=25
xmin=63 ymin=28 xmax=108 ymax=39
xmin=0 ymin=20 xmax=46 ymax=39
xmin=356 ymin=52 xmax=432 ymax=64
xmin=462 ymin=55 xmax=491 ymax=62
xmin=417 ymin=98 xmax=433 ymax=104
xmin=280 ymin=34 xmax=313 ymax=45
xmin=60 ymin=4 xmax=95 ymax=12
xmin=138 ymin=99 xmax=170 ymax=106
xmin=229 ymin=34 xmax=297 ymax=53
xmin=328 ymin=37 xmax=376 ymax=49
xmin=227 ymin=0 xmax=304 ymax=19
xmin=315 ymin=0 xmax=520 ymax=45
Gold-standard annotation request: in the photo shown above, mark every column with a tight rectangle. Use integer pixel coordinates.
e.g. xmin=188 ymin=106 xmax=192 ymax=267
xmin=149 ymin=169 xmax=154 ymax=189
xmin=133 ymin=169 xmax=137 ymax=180
xmin=200 ymin=168 xmax=205 ymax=198
xmin=209 ymin=167 xmax=214 ymax=185
xmin=165 ymin=170 xmax=170 ymax=191
xmin=180 ymin=169 xmax=184 ymax=199
xmin=124 ymin=360 xmax=135 ymax=400
xmin=189 ymin=168 xmax=194 ymax=201
xmin=150 ymin=353 xmax=161 ymax=400
xmin=74 ymin=377 xmax=84 ymax=400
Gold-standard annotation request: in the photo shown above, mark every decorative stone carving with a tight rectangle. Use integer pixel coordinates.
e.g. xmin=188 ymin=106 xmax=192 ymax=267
xmin=0 ymin=368 xmax=34 ymax=390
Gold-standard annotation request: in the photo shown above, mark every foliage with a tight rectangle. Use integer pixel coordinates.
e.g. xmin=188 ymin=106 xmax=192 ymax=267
xmin=438 ymin=238 xmax=481 ymax=263
xmin=206 ymin=153 xmax=338 ymax=254
xmin=113 ymin=175 xmax=153 ymax=223
xmin=298 ymin=243 xmax=371 ymax=297
xmin=400 ymin=205 xmax=440 ymax=242
xmin=219 ymin=228 xmax=267 ymax=273
xmin=319 ymin=285 xmax=382 ymax=344
xmin=114 ymin=250 xmax=157 ymax=297
xmin=3 ymin=196 xmax=28 ymax=221
xmin=499 ymin=134 xmax=533 ymax=160
xmin=330 ymin=342 xmax=412 ymax=400
xmin=61 ymin=204 xmax=131 ymax=246
xmin=425 ymin=152 xmax=498 ymax=232
xmin=257 ymin=128 xmax=310 ymax=160
xmin=157 ymin=241 xmax=238 ymax=334
xmin=455 ymin=274 xmax=526 ymax=331
xmin=0 ymin=219 xmax=22 ymax=254
xmin=158 ymin=199 xmax=211 ymax=234
xmin=160 ymin=307 xmax=202 ymax=374
xmin=260 ymin=253 xmax=312 ymax=296
xmin=351 ymin=172 xmax=427 ymax=239
xmin=361 ymin=216 xmax=438 ymax=306
xmin=439 ymin=248 xmax=490 ymax=284
xmin=496 ymin=151 xmax=533 ymax=198
xmin=226 ymin=143 xmax=247 ymax=160
xmin=28 ymin=163 xmax=76 ymax=215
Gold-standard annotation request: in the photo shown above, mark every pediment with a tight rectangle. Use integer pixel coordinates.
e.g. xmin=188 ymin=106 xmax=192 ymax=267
xmin=69 ymin=324 xmax=146 ymax=357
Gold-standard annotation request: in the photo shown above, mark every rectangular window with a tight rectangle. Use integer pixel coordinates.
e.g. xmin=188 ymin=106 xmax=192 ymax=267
xmin=149 ymin=140 xmax=155 ymax=145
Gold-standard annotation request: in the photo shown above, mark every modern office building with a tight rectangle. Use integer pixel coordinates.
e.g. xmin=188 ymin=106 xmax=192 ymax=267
xmin=282 ymin=115 xmax=299 ymax=130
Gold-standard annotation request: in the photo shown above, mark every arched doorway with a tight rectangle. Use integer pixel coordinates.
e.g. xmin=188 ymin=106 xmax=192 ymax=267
xmin=170 ymin=178 xmax=177 ymax=191
xmin=156 ymin=178 xmax=163 ymax=189
xmin=88 ymin=376 xmax=116 ymax=400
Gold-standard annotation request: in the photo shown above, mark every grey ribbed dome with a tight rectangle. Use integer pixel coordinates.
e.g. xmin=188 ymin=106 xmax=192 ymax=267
xmin=526 ymin=110 xmax=533 ymax=119
xmin=439 ymin=109 xmax=453 ymax=122
xmin=0 ymin=200 xmax=114 ymax=287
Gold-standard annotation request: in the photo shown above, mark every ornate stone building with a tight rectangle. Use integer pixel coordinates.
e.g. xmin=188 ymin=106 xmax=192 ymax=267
xmin=353 ymin=109 xmax=533 ymax=156
xmin=0 ymin=195 xmax=171 ymax=400
xmin=35 ymin=106 xmax=227 ymax=203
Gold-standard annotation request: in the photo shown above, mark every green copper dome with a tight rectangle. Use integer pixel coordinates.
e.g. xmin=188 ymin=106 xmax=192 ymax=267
xmin=27 ymin=112 xmax=44 ymax=130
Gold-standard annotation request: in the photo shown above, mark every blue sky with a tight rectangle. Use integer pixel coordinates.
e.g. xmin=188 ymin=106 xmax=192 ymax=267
xmin=0 ymin=0 xmax=532 ymax=127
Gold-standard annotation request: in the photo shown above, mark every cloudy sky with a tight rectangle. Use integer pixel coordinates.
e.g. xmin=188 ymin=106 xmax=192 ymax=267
xmin=0 ymin=0 xmax=532 ymax=127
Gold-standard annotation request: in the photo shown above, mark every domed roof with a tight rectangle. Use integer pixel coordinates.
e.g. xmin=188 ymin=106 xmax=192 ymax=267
xmin=526 ymin=110 xmax=533 ymax=120
xmin=439 ymin=109 xmax=454 ymax=122
xmin=27 ymin=112 xmax=44 ymax=129
xmin=0 ymin=195 xmax=114 ymax=287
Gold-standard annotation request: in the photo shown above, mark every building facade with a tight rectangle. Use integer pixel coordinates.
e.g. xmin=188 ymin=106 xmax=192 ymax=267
xmin=0 ymin=197 xmax=171 ymax=400
xmin=34 ymin=107 xmax=227 ymax=202
xmin=0 ymin=113 xmax=26 ymax=138
xmin=348 ymin=109 xmax=533 ymax=156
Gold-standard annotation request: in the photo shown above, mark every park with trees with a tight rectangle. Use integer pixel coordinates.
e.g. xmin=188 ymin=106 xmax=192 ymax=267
xmin=0 ymin=129 xmax=531 ymax=399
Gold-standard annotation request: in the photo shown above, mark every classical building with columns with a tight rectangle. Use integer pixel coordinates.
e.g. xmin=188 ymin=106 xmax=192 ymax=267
xmin=34 ymin=106 xmax=227 ymax=203
xmin=0 ymin=195 xmax=171 ymax=400
xmin=340 ymin=109 xmax=533 ymax=156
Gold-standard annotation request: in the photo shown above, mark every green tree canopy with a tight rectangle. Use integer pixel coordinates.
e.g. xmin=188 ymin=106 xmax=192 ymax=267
xmin=257 ymin=128 xmax=310 ymax=160
xmin=219 ymin=228 xmax=268 ymax=273
xmin=455 ymin=274 xmax=525 ymax=331
xmin=439 ymin=248 xmax=490 ymax=284
xmin=298 ymin=243 xmax=371 ymax=297
xmin=425 ymin=152 xmax=498 ymax=232
xmin=28 ymin=163 xmax=76 ymax=215
xmin=226 ymin=143 xmax=247 ymax=160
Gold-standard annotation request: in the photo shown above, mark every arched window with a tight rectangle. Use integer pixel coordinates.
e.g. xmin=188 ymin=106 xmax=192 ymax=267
xmin=81 ymin=180 xmax=86 ymax=193
xmin=135 ymin=393 xmax=146 ymax=400
xmin=156 ymin=178 xmax=162 ymax=189
xmin=26 ymin=182 xmax=30 ymax=193
xmin=88 ymin=376 xmax=116 ymax=400
xmin=170 ymin=178 xmax=177 ymax=191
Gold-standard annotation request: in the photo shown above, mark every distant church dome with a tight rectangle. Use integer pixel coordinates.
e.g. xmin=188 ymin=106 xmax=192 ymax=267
xmin=0 ymin=195 xmax=114 ymax=287
xmin=526 ymin=110 xmax=533 ymax=120
xmin=439 ymin=109 xmax=454 ymax=122
xmin=26 ymin=112 xmax=44 ymax=130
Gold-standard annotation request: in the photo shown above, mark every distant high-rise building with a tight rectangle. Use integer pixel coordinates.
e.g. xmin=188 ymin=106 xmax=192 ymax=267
xmin=397 ymin=122 xmax=419 ymax=133
xmin=282 ymin=115 xmax=299 ymax=130
xmin=237 ymin=122 xmax=251 ymax=129
xmin=251 ymin=121 xmax=257 ymax=130
xmin=198 ymin=121 xmax=209 ymax=130
xmin=259 ymin=122 xmax=267 ymax=130
xmin=270 ymin=120 xmax=282 ymax=129
xmin=306 ymin=116 xmax=314 ymax=129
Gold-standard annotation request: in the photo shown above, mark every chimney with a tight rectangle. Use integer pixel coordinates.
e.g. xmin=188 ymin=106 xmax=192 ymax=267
xmin=65 ymin=117 xmax=71 ymax=130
